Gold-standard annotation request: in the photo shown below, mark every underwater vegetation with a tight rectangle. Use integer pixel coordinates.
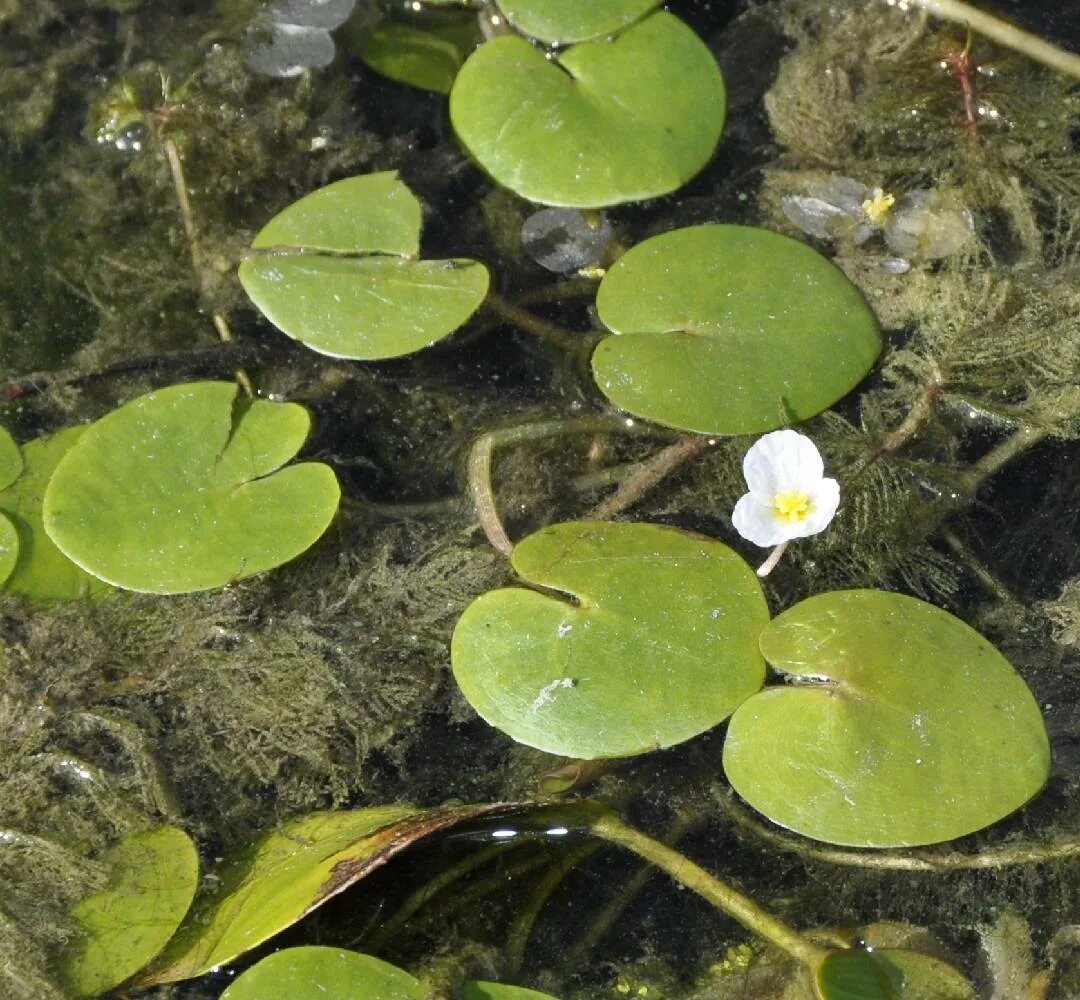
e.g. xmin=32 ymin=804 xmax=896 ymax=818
xmin=2 ymin=0 xmax=1080 ymax=998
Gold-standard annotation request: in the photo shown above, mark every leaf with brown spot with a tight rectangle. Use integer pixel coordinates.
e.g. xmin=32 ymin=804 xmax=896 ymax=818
xmin=136 ymin=803 xmax=517 ymax=986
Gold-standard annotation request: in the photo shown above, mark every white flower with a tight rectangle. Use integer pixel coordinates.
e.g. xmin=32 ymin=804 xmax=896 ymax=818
xmin=781 ymin=176 xmax=974 ymax=274
xmin=732 ymin=430 xmax=840 ymax=549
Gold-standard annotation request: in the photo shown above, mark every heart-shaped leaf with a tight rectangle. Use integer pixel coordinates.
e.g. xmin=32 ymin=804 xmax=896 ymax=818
xmin=723 ymin=590 xmax=1051 ymax=847
xmin=0 ymin=427 xmax=112 ymax=600
xmin=0 ymin=425 xmax=21 ymax=583
xmin=0 ymin=514 xmax=16 ymax=585
xmin=42 ymin=381 xmax=340 ymax=594
xmin=449 ymin=12 xmax=725 ymax=207
xmin=139 ymin=803 xmax=514 ymax=985
xmin=0 ymin=425 xmax=21 ymax=489
xmin=239 ymin=172 xmax=489 ymax=359
xmin=353 ymin=13 xmax=482 ymax=94
xmin=452 ymin=521 xmax=768 ymax=759
xmin=815 ymin=948 xmax=974 ymax=1000
xmin=496 ymin=0 xmax=662 ymax=43
xmin=593 ymin=225 xmax=882 ymax=435
xmin=220 ymin=947 xmax=426 ymax=1000
xmin=464 ymin=983 xmax=562 ymax=1000
xmin=58 ymin=826 xmax=199 ymax=998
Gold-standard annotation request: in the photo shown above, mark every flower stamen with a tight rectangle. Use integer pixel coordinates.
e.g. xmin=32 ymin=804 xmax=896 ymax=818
xmin=861 ymin=188 xmax=896 ymax=226
xmin=772 ymin=490 xmax=813 ymax=523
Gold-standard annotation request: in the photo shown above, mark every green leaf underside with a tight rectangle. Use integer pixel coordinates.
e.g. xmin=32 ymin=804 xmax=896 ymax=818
xmin=593 ymin=225 xmax=883 ymax=435
xmin=251 ymin=172 xmax=421 ymax=255
xmin=140 ymin=804 xmax=513 ymax=985
xmin=451 ymin=521 xmax=768 ymax=760
xmin=356 ymin=20 xmax=478 ymax=94
xmin=42 ymin=381 xmax=340 ymax=594
xmin=464 ymin=983 xmax=562 ymax=1000
xmin=220 ymin=947 xmax=426 ymax=1000
xmin=238 ymin=256 xmax=490 ymax=359
xmin=449 ymin=12 xmax=725 ymax=207
xmin=0 ymin=427 xmax=111 ymax=600
xmin=58 ymin=826 xmax=199 ymax=998
xmin=0 ymin=425 xmax=22 ymax=490
xmin=815 ymin=948 xmax=975 ymax=1000
xmin=723 ymin=590 xmax=1051 ymax=848
xmin=496 ymin=0 xmax=663 ymax=43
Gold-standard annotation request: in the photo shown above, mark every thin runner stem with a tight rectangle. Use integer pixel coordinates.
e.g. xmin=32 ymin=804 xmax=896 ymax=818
xmin=466 ymin=417 xmax=677 ymax=555
xmin=586 ymin=435 xmax=711 ymax=520
xmin=907 ymin=0 xmax=1080 ymax=79
xmin=715 ymin=787 xmax=1080 ymax=871
xmin=587 ymin=810 xmax=829 ymax=968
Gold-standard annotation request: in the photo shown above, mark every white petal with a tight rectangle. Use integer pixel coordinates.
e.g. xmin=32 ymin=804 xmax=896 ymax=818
xmin=813 ymin=175 xmax=870 ymax=215
xmin=781 ymin=196 xmax=851 ymax=239
xmin=742 ymin=430 xmax=824 ymax=498
xmin=787 ymin=477 xmax=841 ymax=539
xmin=732 ymin=494 xmax=794 ymax=547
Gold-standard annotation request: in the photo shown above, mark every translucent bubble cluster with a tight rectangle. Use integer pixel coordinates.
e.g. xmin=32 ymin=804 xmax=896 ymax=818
xmin=246 ymin=0 xmax=357 ymax=78
xmin=521 ymin=208 xmax=614 ymax=273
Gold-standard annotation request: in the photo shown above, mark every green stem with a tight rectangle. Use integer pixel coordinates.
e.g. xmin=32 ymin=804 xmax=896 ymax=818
xmin=715 ymin=787 xmax=1080 ymax=871
xmin=963 ymin=422 xmax=1050 ymax=489
xmin=909 ymin=0 xmax=1080 ymax=79
xmin=467 ymin=417 xmax=678 ymax=555
xmin=586 ymin=435 xmax=711 ymax=520
xmin=563 ymin=808 xmax=699 ymax=972
xmin=586 ymin=810 xmax=829 ymax=968
xmin=483 ymin=293 xmax=582 ymax=353
xmin=505 ymin=843 xmax=600 ymax=974
xmin=364 ymin=840 xmax=520 ymax=951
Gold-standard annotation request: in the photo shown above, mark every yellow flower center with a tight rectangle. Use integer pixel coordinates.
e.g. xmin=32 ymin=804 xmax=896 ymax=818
xmin=772 ymin=490 xmax=813 ymax=523
xmin=861 ymin=188 xmax=896 ymax=226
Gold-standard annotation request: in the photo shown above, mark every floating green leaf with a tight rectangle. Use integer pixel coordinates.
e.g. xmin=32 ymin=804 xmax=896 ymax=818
xmin=464 ymin=983 xmax=562 ymax=1000
xmin=450 ymin=12 xmax=725 ymax=208
xmin=452 ymin=521 xmax=768 ymax=759
xmin=815 ymin=948 xmax=974 ymax=1000
xmin=239 ymin=172 xmax=489 ymax=359
xmin=593 ymin=225 xmax=882 ymax=434
xmin=0 ymin=425 xmax=21 ymax=584
xmin=496 ymin=0 xmax=662 ymax=43
xmin=58 ymin=826 xmax=199 ymax=999
xmin=42 ymin=381 xmax=340 ymax=594
xmin=0 ymin=425 xmax=21 ymax=489
xmin=220 ymin=947 xmax=425 ymax=1000
xmin=0 ymin=427 xmax=112 ymax=600
xmin=0 ymin=515 xmax=16 ymax=585
xmin=723 ymin=590 xmax=1051 ymax=847
xmin=139 ymin=803 xmax=512 ymax=985
xmin=354 ymin=15 xmax=481 ymax=94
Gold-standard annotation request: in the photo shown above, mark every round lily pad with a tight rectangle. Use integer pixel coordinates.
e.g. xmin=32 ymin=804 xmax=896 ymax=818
xmin=0 ymin=427 xmax=112 ymax=600
xmin=239 ymin=172 xmax=489 ymax=360
xmin=593 ymin=225 xmax=883 ymax=435
xmin=815 ymin=948 xmax=974 ymax=1000
xmin=722 ymin=590 xmax=1051 ymax=848
xmin=451 ymin=521 xmax=768 ymax=759
xmin=354 ymin=14 xmax=481 ymax=94
xmin=496 ymin=0 xmax=662 ymax=43
xmin=449 ymin=12 xmax=725 ymax=208
xmin=58 ymin=826 xmax=199 ymax=998
xmin=220 ymin=947 xmax=425 ymax=1000
xmin=464 ymin=984 xmax=561 ymax=1000
xmin=0 ymin=425 xmax=21 ymax=489
xmin=0 ymin=514 xmax=17 ymax=586
xmin=0 ymin=426 xmax=20 ymax=585
xmin=43 ymin=381 xmax=340 ymax=594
